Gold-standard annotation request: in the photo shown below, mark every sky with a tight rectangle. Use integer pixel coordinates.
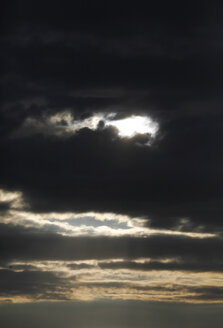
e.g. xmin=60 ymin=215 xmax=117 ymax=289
xmin=1 ymin=1 xmax=223 ymax=327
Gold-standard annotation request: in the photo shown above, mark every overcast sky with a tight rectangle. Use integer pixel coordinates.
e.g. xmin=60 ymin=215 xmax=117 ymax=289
xmin=1 ymin=1 xmax=223 ymax=327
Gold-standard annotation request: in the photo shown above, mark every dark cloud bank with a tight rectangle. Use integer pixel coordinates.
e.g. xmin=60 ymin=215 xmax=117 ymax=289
xmin=1 ymin=1 xmax=223 ymax=327
xmin=0 ymin=223 xmax=222 ymax=265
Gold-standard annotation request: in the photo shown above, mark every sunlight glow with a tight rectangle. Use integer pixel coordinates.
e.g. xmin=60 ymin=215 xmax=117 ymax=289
xmin=16 ymin=111 xmax=159 ymax=144
xmin=105 ymin=115 xmax=158 ymax=138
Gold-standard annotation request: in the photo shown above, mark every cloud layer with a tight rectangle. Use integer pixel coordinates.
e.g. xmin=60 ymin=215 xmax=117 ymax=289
xmin=1 ymin=0 xmax=223 ymax=312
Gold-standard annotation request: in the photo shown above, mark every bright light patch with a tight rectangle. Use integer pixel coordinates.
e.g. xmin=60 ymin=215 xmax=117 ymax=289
xmin=105 ymin=115 xmax=158 ymax=138
xmin=14 ymin=111 xmax=159 ymax=144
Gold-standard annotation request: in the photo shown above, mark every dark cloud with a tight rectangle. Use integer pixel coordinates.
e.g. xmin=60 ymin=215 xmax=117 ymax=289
xmin=0 ymin=266 xmax=222 ymax=303
xmin=0 ymin=269 xmax=70 ymax=300
xmin=67 ymin=263 xmax=96 ymax=270
xmin=1 ymin=0 xmax=223 ymax=317
xmin=1 ymin=118 xmax=223 ymax=232
xmin=0 ymin=224 xmax=222 ymax=266
xmin=76 ymin=281 xmax=223 ymax=302
xmin=99 ymin=259 xmax=223 ymax=273
xmin=190 ymin=286 xmax=223 ymax=302
xmin=0 ymin=202 xmax=11 ymax=212
xmin=7 ymin=264 xmax=38 ymax=271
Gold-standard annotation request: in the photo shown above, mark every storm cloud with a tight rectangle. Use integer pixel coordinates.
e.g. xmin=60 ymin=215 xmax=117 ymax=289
xmin=1 ymin=1 xmax=223 ymax=326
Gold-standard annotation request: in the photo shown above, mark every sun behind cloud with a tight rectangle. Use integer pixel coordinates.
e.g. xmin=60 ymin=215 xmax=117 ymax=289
xmin=105 ymin=115 xmax=158 ymax=138
xmin=12 ymin=112 xmax=159 ymax=145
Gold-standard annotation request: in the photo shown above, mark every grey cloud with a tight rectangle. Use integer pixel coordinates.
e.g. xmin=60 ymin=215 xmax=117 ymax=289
xmin=99 ymin=259 xmax=223 ymax=273
xmin=77 ymin=281 xmax=223 ymax=302
xmin=1 ymin=0 xmax=223 ymax=311
xmin=0 ymin=224 xmax=222 ymax=266
xmin=0 ymin=269 xmax=70 ymax=300
xmin=1 ymin=118 xmax=223 ymax=233
xmin=67 ymin=263 xmax=96 ymax=270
